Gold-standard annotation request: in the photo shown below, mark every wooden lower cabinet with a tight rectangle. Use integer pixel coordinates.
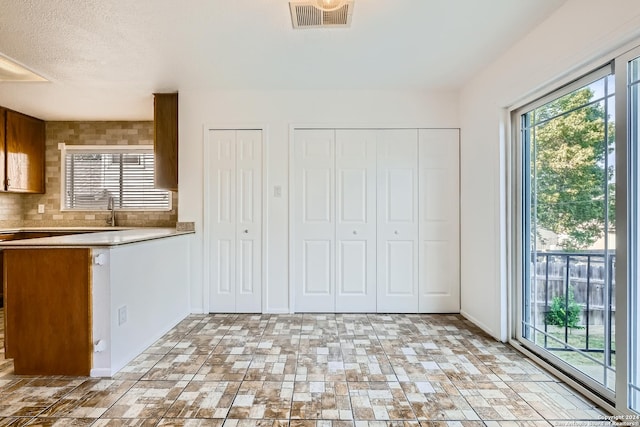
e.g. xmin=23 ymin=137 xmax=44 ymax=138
xmin=3 ymin=248 xmax=92 ymax=375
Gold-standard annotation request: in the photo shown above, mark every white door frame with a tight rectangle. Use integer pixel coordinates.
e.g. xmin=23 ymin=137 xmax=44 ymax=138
xmin=288 ymin=123 xmax=461 ymax=313
xmin=203 ymin=124 xmax=268 ymax=314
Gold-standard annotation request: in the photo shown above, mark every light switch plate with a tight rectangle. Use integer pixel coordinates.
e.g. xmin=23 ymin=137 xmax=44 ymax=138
xmin=118 ymin=306 xmax=127 ymax=326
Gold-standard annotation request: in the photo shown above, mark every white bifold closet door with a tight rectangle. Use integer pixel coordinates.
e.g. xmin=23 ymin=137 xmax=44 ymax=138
xmin=335 ymin=130 xmax=377 ymax=312
xmin=293 ymin=129 xmax=377 ymax=312
xmin=376 ymin=129 xmax=419 ymax=312
xmin=293 ymin=128 xmax=459 ymax=313
xmin=419 ymin=129 xmax=460 ymax=312
xmin=208 ymin=129 xmax=262 ymax=313
xmin=293 ymin=129 xmax=336 ymax=312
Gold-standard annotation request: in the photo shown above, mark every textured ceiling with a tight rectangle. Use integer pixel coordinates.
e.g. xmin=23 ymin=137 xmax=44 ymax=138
xmin=0 ymin=0 xmax=566 ymax=120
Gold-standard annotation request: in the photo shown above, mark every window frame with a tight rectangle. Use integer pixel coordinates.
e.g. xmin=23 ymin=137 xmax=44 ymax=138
xmin=59 ymin=144 xmax=172 ymax=212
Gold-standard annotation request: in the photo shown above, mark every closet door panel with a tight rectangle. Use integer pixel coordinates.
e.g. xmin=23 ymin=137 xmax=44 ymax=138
xmin=236 ymin=130 xmax=262 ymax=313
xmin=376 ymin=129 xmax=419 ymax=313
xmin=294 ymin=129 xmax=336 ymax=312
xmin=209 ymin=130 xmax=238 ymax=312
xmin=419 ymin=129 xmax=460 ymax=312
xmin=335 ymin=129 xmax=377 ymax=312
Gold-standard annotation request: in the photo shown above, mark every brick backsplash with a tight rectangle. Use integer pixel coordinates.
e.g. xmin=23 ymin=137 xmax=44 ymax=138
xmin=0 ymin=121 xmax=177 ymax=229
xmin=0 ymin=193 xmax=24 ymax=228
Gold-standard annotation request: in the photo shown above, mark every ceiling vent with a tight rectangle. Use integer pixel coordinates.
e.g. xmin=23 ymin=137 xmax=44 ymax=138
xmin=289 ymin=1 xmax=354 ymax=29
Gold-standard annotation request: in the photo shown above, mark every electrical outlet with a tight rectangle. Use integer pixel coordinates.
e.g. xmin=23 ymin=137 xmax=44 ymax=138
xmin=37 ymin=204 xmax=45 ymax=214
xmin=118 ymin=306 xmax=127 ymax=326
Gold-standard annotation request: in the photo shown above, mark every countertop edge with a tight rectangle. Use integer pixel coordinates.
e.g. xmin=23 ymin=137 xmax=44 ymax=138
xmin=0 ymin=228 xmax=195 ymax=248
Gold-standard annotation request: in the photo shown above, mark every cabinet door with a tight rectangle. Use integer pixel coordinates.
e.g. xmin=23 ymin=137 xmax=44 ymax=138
xmin=5 ymin=110 xmax=45 ymax=193
xmin=419 ymin=129 xmax=460 ymax=312
xmin=293 ymin=129 xmax=336 ymax=312
xmin=335 ymin=129 xmax=377 ymax=312
xmin=154 ymin=93 xmax=178 ymax=191
xmin=376 ymin=129 xmax=419 ymax=313
xmin=4 ymin=248 xmax=91 ymax=375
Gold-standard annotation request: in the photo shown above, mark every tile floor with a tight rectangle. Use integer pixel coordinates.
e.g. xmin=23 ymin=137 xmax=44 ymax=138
xmin=0 ymin=308 xmax=608 ymax=426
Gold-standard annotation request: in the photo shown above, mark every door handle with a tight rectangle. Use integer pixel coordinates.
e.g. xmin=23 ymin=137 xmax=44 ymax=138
xmin=353 ymin=230 xmax=358 ymax=235
xmin=243 ymin=229 xmax=249 ymax=234
xmin=394 ymin=230 xmax=399 ymax=235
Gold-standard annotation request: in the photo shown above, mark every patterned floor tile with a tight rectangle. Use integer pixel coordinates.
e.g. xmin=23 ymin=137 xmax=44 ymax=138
xmin=212 ymin=338 xmax=260 ymax=356
xmin=343 ymin=355 xmax=395 ymax=382
xmin=291 ymin=382 xmax=351 ymax=420
xmin=224 ymin=421 xmax=289 ymax=427
xmin=484 ymin=422 xmax=552 ymax=427
xmin=296 ymin=355 xmax=347 ymax=382
xmin=143 ymin=334 xmax=184 ymax=356
xmin=91 ymin=419 xmax=160 ymax=426
xmin=478 ymin=354 xmax=556 ymax=382
xmin=113 ymin=353 xmax=164 ymax=381
xmin=195 ymin=355 xmax=252 ymax=381
xmin=400 ymin=381 xmax=478 ymax=421
xmin=348 ymin=382 xmax=415 ymax=420
xmin=507 ymin=382 xmax=606 ymax=420
xmin=0 ymin=308 xmax=611 ymax=425
xmin=38 ymin=379 xmax=136 ymax=418
xmin=101 ymin=380 xmax=188 ymax=419
xmin=23 ymin=418 xmax=95 ymax=426
xmin=245 ymin=355 xmax=298 ymax=382
xmin=0 ymin=359 xmax=15 ymax=379
xmin=227 ymin=381 xmax=294 ymax=419
xmin=455 ymin=381 xmax=543 ymax=420
xmin=0 ymin=418 xmax=33 ymax=427
xmin=419 ymin=422 xmax=486 ymax=427
xmin=354 ymin=423 xmax=420 ymax=427
xmin=165 ymin=381 xmax=241 ymax=418
xmin=255 ymin=337 xmax=300 ymax=356
xmin=141 ymin=354 xmax=209 ymax=381
xmin=387 ymin=357 xmax=449 ymax=383
xmin=0 ymin=378 xmax=85 ymax=417
xmin=169 ymin=334 xmax=224 ymax=356
xmin=158 ymin=420 xmax=225 ymax=426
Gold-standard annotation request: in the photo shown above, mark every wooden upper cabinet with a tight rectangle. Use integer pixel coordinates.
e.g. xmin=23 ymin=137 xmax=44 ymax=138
xmin=4 ymin=110 xmax=45 ymax=193
xmin=154 ymin=93 xmax=178 ymax=191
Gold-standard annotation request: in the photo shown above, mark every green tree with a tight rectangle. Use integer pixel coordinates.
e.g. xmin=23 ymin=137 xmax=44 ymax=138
xmin=531 ymin=87 xmax=615 ymax=250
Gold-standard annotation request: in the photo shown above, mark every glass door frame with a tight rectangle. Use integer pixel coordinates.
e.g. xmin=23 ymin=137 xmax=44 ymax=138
xmin=510 ymin=44 xmax=640 ymax=414
xmin=511 ymin=64 xmax=618 ymax=405
xmin=615 ymin=44 xmax=640 ymax=414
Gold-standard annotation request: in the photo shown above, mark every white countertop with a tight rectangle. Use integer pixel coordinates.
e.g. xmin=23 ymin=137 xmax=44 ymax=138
xmin=0 ymin=227 xmax=194 ymax=248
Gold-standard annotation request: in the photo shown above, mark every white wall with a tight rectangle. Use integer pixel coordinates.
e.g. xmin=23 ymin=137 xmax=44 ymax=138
xmin=459 ymin=0 xmax=640 ymax=341
xmin=177 ymin=90 xmax=459 ymax=313
xmin=108 ymin=235 xmax=191 ymax=375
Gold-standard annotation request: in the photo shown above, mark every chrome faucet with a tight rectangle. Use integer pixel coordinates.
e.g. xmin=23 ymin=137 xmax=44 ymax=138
xmin=107 ymin=196 xmax=116 ymax=227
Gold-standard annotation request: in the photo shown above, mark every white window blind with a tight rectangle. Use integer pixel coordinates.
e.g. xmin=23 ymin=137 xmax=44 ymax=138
xmin=61 ymin=145 xmax=171 ymax=211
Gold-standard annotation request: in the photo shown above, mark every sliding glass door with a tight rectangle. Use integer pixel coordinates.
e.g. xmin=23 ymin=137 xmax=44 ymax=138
xmin=519 ymin=66 xmax=617 ymax=395
xmin=517 ymin=45 xmax=640 ymax=413
xmin=624 ymin=50 xmax=640 ymax=414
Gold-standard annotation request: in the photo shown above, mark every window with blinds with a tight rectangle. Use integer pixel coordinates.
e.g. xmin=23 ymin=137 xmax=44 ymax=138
xmin=61 ymin=145 xmax=171 ymax=211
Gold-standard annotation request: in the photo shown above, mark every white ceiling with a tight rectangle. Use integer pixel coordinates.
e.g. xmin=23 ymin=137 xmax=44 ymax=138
xmin=0 ymin=0 xmax=566 ymax=121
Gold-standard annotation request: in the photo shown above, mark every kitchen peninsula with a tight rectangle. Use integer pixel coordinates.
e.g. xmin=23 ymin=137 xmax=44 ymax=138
xmin=0 ymin=227 xmax=193 ymax=377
